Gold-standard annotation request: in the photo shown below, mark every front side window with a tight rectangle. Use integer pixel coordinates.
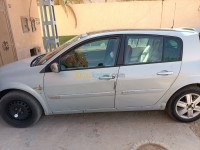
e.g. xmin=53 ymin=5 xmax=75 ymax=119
xmin=37 ymin=35 xmax=81 ymax=66
xmin=60 ymin=37 xmax=120 ymax=70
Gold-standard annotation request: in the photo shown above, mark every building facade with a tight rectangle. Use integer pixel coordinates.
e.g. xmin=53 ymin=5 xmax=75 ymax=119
xmin=0 ymin=0 xmax=44 ymax=66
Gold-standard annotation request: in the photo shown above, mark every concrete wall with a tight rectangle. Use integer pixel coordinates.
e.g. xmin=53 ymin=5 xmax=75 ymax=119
xmin=162 ymin=0 xmax=200 ymax=28
xmin=7 ymin=0 xmax=44 ymax=59
xmin=38 ymin=0 xmax=200 ymax=36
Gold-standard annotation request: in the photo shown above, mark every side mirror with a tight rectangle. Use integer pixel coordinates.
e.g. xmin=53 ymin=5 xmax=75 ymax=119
xmin=50 ymin=63 xmax=59 ymax=73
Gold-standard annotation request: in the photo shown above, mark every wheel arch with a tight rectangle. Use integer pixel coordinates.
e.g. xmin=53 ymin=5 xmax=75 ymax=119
xmin=156 ymin=76 xmax=200 ymax=110
xmin=0 ymin=85 xmax=51 ymax=115
xmin=165 ymin=83 xmax=200 ymax=108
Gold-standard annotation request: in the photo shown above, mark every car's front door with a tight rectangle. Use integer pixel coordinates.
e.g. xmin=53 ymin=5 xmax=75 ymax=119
xmin=44 ymin=36 xmax=121 ymax=113
xmin=116 ymin=35 xmax=182 ymax=108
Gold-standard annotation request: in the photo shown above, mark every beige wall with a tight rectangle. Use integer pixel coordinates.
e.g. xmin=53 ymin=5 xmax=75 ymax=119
xmin=38 ymin=0 xmax=200 ymax=36
xmin=7 ymin=0 xmax=44 ymax=59
xmin=162 ymin=0 xmax=200 ymax=28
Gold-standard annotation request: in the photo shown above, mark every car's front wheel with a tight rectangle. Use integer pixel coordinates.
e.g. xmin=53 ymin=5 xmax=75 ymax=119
xmin=0 ymin=91 xmax=42 ymax=128
xmin=167 ymin=86 xmax=200 ymax=122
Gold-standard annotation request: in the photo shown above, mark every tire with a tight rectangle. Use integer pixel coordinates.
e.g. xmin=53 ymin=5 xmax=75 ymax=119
xmin=166 ymin=85 xmax=200 ymax=122
xmin=0 ymin=91 xmax=42 ymax=128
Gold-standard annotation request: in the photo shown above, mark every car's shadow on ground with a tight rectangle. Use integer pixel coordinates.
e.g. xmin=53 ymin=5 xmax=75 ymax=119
xmin=0 ymin=110 xmax=177 ymax=129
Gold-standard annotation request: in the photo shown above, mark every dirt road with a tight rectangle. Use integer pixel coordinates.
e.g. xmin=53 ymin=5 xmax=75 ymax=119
xmin=0 ymin=111 xmax=199 ymax=150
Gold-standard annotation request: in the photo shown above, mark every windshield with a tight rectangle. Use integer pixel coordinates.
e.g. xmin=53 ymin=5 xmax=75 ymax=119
xmin=37 ymin=35 xmax=81 ymax=66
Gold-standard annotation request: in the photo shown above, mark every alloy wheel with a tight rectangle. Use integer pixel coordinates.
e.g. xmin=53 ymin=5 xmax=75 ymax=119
xmin=176 ymin=93 xmax=200 ymax=119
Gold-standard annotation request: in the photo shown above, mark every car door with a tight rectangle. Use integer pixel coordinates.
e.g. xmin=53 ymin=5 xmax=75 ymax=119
xmin=116 ymin=34 xmax=182 ymax=108
xmin=44 ymin=36 xmax=121 ymax=113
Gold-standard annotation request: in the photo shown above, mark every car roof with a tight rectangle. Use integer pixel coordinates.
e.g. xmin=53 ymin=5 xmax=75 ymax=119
xmin=81 ymin=28 xmax=198 ymax=39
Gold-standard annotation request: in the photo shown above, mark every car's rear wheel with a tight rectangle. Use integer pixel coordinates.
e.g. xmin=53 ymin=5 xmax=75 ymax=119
xmin=0 ymin=91 xmax=42 ymax=128
xmin=167 ymin=86 xmax=200 ymax=122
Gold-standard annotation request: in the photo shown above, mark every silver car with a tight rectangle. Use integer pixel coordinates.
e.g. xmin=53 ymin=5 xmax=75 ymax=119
xmin=1 ymin=29 xmax=200 ymax=128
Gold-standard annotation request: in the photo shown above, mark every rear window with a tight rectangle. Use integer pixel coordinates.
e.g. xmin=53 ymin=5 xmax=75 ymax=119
xmin=163 ymin=37 xmax=182 ymax=62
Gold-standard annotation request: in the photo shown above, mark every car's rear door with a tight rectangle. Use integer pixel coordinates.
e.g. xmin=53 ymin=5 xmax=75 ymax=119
xmin=115 ymin=34 xmax=182 ymax=108
xmin=44 ymin=36 xmax=122 ymax=113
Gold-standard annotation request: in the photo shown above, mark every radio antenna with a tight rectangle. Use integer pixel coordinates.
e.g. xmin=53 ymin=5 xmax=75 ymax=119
xmin=171 ymin=2 xmax=176 ymax=29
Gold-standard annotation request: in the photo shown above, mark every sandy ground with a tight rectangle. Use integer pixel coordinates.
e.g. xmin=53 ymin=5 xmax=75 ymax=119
xmin=189 ymin=120 xmax=200 ymax=140
xmin=0 ymin=111 xmax=200 ymax=150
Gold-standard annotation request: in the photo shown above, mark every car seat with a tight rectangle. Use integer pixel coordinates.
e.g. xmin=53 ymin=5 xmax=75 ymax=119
xmin=104 ymin=39 xmax=119 ymax=66
xmin=147 ymin=39 xmax=162 ymax=62
xmin=126 ymin=45 xmax=132 ymax=64
xmin=139 ymin=45 xmax=151 ymax=63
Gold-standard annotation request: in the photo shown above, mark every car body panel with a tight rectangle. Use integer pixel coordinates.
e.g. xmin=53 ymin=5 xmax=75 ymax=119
xmin=156 ymin=32 xmax=200 ymax=106
xmin=0 ymin=57 xmax=51 ymax=114
xmin=44 ymin=67 xmax=119 ymax=113
xmin=116 ymin=61 xmax=181 ymax=108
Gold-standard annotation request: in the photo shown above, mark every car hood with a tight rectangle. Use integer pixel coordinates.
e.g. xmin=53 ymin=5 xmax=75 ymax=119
xmin=0 ymin=56 xmax=33 ymax=72
xmin=0 ymin=55 xmax=46 ymax=92
xmin=0 ymin=56 xmax=40 ymax=79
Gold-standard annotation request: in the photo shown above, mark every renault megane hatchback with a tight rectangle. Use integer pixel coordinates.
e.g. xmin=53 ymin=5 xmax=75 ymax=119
xmin=1 ymin=29 xmax=200 ymax=128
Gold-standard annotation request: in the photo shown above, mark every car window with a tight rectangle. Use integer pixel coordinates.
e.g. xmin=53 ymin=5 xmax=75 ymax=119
xmin=163 ymin=37 xmax=181 ymax=62
xmin=37 ymin=35 xmax=82 ymax=66
xmin=125 ymin=35 xmax=163 ymax=65
xmin=60 ymin=38 xmax=120 ymax=70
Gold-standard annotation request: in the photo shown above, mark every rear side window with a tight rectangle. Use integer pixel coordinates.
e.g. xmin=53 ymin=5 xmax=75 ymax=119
xmin=124 ymin=35 xmax=182 ymax=65
xmin=125 ymin=35 xmax=163 ymax=64
xmin=163 ymin=37 xmax=182 ymax=62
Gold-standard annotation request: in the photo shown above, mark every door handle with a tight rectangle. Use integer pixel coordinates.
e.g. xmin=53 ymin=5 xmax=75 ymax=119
xmin=99 ymin=75 xmax=115 ymax=80
xmin=157 ymin=70 xmax=173 ymax=76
